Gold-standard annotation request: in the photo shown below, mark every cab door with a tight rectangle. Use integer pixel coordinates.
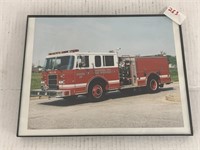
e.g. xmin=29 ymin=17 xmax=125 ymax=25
xmin=74 ymin=55 xmax=91 ymax=94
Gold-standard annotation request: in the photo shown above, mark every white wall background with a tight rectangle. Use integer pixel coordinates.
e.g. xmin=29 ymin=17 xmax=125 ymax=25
xmin=0 ymin=0 xmax=199 ymax=149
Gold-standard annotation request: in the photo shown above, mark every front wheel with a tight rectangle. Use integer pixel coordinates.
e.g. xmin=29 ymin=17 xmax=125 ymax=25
xmin=88 ymin=82 xmax=105 ymax=101
xmin=147 ymin=78 xmax=159 ymax=93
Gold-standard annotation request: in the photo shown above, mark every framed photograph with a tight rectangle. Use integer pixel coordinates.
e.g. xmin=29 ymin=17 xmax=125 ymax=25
xmin=17 ymin=15 xmax=193 ymax=136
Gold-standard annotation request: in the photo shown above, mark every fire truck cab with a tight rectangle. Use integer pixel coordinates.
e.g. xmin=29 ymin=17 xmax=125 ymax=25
xmin=41 ymin=49 xmax=120 ymax=100
xmin=40 ymin=49 xmax=171 ymax=100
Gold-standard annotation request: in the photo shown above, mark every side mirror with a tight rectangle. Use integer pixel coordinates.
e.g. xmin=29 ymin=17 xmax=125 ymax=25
xmin=77 ymin=58 xmax=82 ymax=68
xmin=79 ymin=62 xmax=86 ymax=68
xmin=79 ymin=62 xmax=83 ymax=68
xmin=77 ymin=56 xmax=86 ymax=68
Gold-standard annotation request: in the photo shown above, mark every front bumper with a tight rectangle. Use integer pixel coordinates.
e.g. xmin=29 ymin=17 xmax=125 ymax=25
xmin=30 ymin=89 xmax=71 ymax=98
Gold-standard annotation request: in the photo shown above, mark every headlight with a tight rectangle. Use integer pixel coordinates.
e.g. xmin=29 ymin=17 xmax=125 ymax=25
xmin=59 ymin=80 xmax=64 ymax=84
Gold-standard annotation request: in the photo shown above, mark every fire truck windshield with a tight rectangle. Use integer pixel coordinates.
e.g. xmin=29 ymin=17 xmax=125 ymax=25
xmin=45 ymin=56 xmax=74 ymax=70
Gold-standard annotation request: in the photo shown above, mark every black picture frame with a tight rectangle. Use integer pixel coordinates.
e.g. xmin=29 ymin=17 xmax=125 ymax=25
xmin=17 ymin=14 xmax=193 ymax=137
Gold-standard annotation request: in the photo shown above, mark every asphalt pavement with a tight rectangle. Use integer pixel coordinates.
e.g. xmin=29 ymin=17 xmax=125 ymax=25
xmin=28 ymin=82 xmax=184 ymax=129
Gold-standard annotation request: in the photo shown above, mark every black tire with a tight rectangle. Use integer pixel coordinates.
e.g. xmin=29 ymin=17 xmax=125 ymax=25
xmin=88 ymin=82 xmax=105 ymax=101
xmin=147 ymin=77 xmax=159 ymax=93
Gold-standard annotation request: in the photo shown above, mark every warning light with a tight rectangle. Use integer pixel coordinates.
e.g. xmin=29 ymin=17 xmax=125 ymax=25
xmin=48 ymin=49 xmax=79 ymax=55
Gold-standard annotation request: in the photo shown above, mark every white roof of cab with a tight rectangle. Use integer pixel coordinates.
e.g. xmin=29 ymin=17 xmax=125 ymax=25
xmin=46 ymin=51 xmax=117 ymax=58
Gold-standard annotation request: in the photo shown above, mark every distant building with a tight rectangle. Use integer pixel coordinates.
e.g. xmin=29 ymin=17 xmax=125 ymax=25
xmin=32 ymin=66 xmax=43 ymax=73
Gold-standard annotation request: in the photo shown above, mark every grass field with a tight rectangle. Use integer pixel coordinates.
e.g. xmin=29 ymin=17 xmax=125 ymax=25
xmin=30 ymin=68 xmax=178 ymax=90
xmin=31 ymin=72 xmax=41 ymax=90
xmin=169 ymin=68 xmax=179 ymax=82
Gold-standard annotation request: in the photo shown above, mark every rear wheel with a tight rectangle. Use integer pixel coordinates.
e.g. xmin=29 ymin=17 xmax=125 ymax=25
xmin=147 ymin=77 xmax=159 ymax=93
xmin=88 ymin=82 xmax=105 ymax=101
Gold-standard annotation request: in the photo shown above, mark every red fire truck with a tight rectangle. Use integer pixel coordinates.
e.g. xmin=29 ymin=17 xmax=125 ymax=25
xmin=40 ymin=49 xmax=171 ymax=100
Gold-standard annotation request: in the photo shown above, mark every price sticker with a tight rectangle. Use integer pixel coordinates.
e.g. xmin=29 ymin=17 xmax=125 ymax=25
xmin=164 ymin=6 xmax=186 ymax=25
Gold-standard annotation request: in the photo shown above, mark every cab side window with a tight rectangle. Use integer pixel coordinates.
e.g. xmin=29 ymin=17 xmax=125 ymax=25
xmin=95 ymin=56 xmax=101 ymax=67
xmin=77 ymin=55 xmax=89 ymax=68
xmin=103 ymin=56 xmax=114 ymax=66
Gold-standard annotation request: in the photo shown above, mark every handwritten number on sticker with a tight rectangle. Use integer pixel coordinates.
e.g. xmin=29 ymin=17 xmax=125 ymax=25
xmin=168 ymin=7 xmax=179 ymax=15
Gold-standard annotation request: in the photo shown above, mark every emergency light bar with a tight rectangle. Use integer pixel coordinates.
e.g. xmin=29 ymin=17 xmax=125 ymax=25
xmin=48 ymin=49 xmax=79 ymax=55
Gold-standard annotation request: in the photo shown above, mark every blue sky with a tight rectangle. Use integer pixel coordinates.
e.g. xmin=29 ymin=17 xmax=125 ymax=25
xmin=32 ymin=16 xmax=175 ymax=66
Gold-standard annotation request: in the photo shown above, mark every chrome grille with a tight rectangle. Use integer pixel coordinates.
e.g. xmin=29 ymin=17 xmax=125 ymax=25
xmin=48 ymin=74 xmax=57 ymax=89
